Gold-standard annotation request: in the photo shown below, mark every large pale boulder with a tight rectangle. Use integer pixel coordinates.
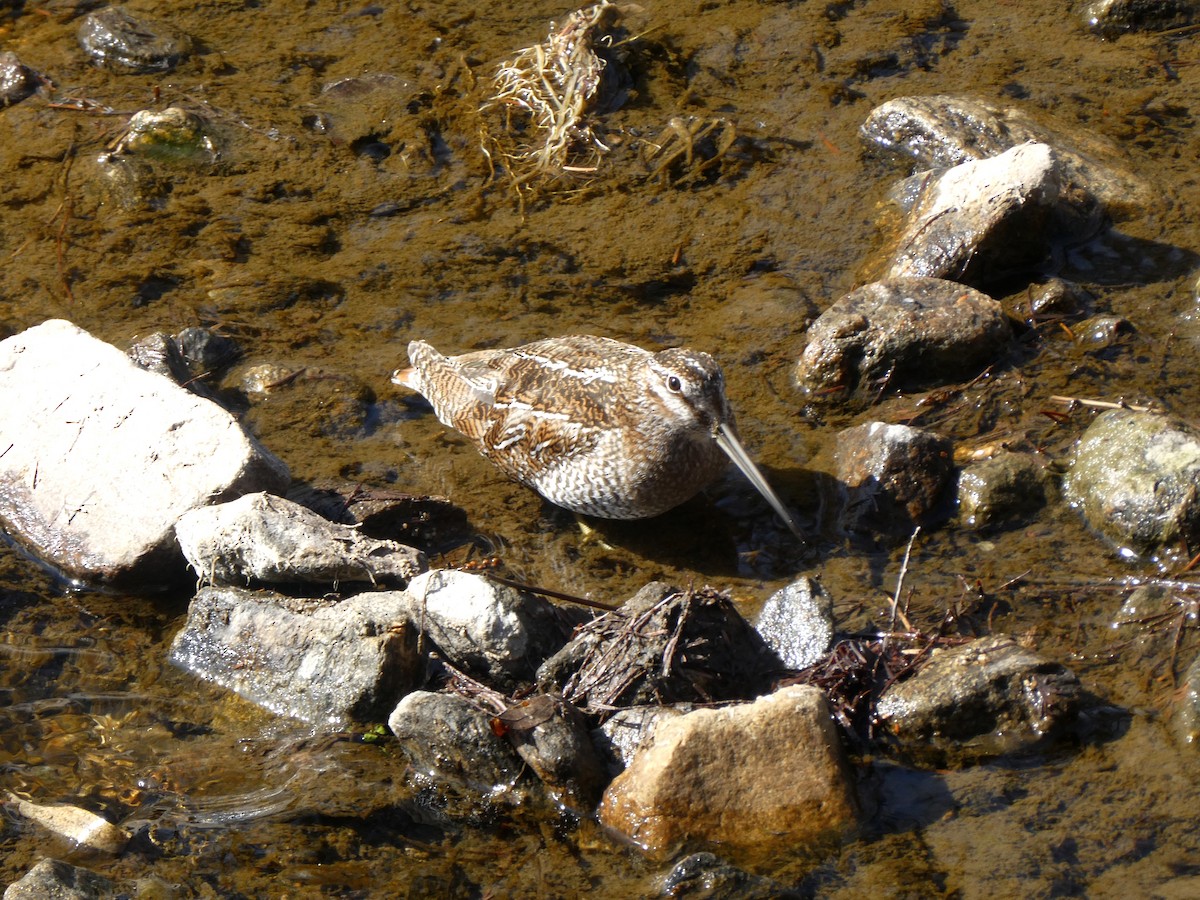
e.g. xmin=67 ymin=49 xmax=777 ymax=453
xmin=0 ymin=319 xmax=289 ymax=585
xmin=599 ymin=685 xmax=859 ymax=864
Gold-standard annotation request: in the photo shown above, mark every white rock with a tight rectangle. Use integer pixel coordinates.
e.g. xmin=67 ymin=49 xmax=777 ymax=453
xmin=0 ymin=319 xmax=289 ymax=584
xmin=176 ymin=491 xmax=426 ymax=588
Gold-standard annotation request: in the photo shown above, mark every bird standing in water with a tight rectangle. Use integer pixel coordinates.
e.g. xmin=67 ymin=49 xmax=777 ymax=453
xmin=392 ymin=335 xmax=803 ymax=540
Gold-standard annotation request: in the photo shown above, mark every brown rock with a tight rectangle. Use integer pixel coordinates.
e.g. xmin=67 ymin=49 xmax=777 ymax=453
xmin=598 ymin=685 xmax=859 ymax=864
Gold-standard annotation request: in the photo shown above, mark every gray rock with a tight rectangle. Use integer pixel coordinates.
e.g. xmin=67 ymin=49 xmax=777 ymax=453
xmin=176 ymin=492 xmax=427 ymax=589
xmin=860 ymin=95 xmax=1153 ymax=219
xmin=957 ymin=452 xmax=1050 ymax=528
xmin=0 ymin=320 xmax=290 ymax=586
xmin=405 ymin=569 xmax=575 ymax=689
xmin=593 ymin=705 xmax=688 ymax=775
xmin=835 ymin=422 xmax=955 ymax=531
xmin=793 ymin=277 xmax=1011 ymax=400
xmin=1064 ymin=409 xmax=1200 ymax=556
xmin=2 ymin=859 xmax=118 ymax=900
xmin=388 ymin=691 xmax=526 ymax=793
xmin=169 ymin=586 xmax=423 ymax=728
xmin=878 ymin=142 xmax=1082 ymax=285
xmin=755 ymin=577 xmax=836 ymax=670
xmin=78 ymin=6 xmax=191 ymax=74
xmin=1084 ymin=0 xmax=1199 ymax=37
xmin=876 ymin=634 xmax=1082 ymax=764
xmin=495 ymin=693 xmax=608 ymax=809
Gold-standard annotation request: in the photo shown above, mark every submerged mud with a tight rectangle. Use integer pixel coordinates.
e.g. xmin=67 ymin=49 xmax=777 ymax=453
xmin=2 ymin=0 xmax=1200 ymax=894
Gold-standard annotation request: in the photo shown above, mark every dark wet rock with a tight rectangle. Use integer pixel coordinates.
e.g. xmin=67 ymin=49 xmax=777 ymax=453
xmin=288 ymin=482 xmax=471 ymax=552
xmin=127 ymin=330 xmax=195 ymax=385
xmin=405 ymin=569 xmax=578 ymax=690
xmin=877 ymin=142 xmax=1089 ymax=285
xmin=1 ymin=858 xmax=119 ymax=899
xmin=835 ymin=422 xmax=955 ymax=531
xmin=0 ymin=52 xmax=39 ymax=107
xmin=599 ymin=685 xmax=859 ymax=861
xmin=1173 ymin=653 xmax=1200 ymax=751
xmin=115 ymin=108 xmax=217 ymax=163
xmin=793 ymin=277 xmax=1011 ymax=400
xmin=169 ymin=586 xmax=423 ymax=729
xmin=176 ymin=491 xmax=427 ymax=590
xmin=660 ymin=852 xmax=805 ymax=899
xmin=78 ymin=6 xmax=192 ymax=73
xmin=875 ymin=634 xmax=1083 ymax=764
xmin=1064 ymin=409 xmax=1200 ymax=556
xmin=0 ymin=319 xmax=289 ymax=586
xmin=1072 ymin=314 xmax=1135 ymax=351
xmin=388 ymin=690 xmax=526 ymax=793
xmin=957 ymin=452 xmax=1050 ymax=528
xmin=538 ymin=583 xmax=777 ymax=714
xmin=754 ymin=577 xmax=836 ymax=671
xmin=493 ymin=693 xmax=608 ymax=809
xmin=1084 ymin=0 xmax=1199 ymax=37
xmin=860 ymin=94 xmax=1153 ymax=219
xmin=592 ymin=705 xmax=688 ymax=775
xmin=175 ymin=326 xmax=242 ymax=379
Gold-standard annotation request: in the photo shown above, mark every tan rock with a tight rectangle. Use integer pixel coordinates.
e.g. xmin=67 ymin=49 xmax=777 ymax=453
xmin=598 ymin=685 xmax=859 ymax=864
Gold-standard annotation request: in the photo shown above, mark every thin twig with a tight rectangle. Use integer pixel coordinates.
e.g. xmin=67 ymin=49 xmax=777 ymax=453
xmin=1049 ymin=395 xmax=1156 ymax=413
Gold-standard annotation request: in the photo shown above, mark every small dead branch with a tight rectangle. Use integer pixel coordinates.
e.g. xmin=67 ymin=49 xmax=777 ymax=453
xmin=1048 ymin=394 xmax=1157 ymax=413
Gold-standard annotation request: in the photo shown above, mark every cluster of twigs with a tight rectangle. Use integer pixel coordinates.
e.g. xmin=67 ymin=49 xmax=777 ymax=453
xmin=480 ymin=1 xmax=621 ymax=190
xmin=560 ymin=586 xmax=769 ymax=717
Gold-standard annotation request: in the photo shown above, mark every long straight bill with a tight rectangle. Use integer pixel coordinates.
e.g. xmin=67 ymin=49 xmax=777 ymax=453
xmin=714 ymin=423 xmax=806 ymax=543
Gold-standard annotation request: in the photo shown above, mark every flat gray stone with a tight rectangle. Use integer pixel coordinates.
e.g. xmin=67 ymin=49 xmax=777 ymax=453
xmin=176 ymin=491 xmax=426 ymax=589
xmin=169 ymin=586 xmax=422 ymax=728
xmin=0 ymin=320 xmax=290 ymax=585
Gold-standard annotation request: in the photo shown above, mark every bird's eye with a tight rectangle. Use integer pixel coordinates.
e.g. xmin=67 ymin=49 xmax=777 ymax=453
xmin=667 ymin=375 xmax=682 ymax=393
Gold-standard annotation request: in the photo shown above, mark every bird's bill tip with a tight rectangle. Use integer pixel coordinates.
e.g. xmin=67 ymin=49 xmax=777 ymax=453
xmin=714 ymin=423 xmax=806 ymax=543
xmin=391 ymin=366 xmax=416 ymax=388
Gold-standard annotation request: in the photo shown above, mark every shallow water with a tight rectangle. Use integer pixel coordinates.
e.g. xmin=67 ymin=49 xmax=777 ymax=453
xmin=3 ymin=0 xmax=1200 ymax=895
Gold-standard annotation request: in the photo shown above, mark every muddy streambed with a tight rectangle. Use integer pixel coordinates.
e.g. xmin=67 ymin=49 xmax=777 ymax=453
xmin=3 ymin=0 xmax=1200 ymax=895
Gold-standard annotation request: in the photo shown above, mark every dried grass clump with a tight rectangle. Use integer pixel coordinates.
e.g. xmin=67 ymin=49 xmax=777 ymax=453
xmin=481 ymin=1 xmax=623 ymax=192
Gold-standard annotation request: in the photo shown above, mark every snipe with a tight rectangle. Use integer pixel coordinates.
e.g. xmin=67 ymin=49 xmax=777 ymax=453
xmin=392 ymin=335 xmax=803 ymax=539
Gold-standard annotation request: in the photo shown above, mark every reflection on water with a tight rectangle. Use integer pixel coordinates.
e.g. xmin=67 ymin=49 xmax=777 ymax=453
xmin=2 ymin=0 xmax=1200 ymax=894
